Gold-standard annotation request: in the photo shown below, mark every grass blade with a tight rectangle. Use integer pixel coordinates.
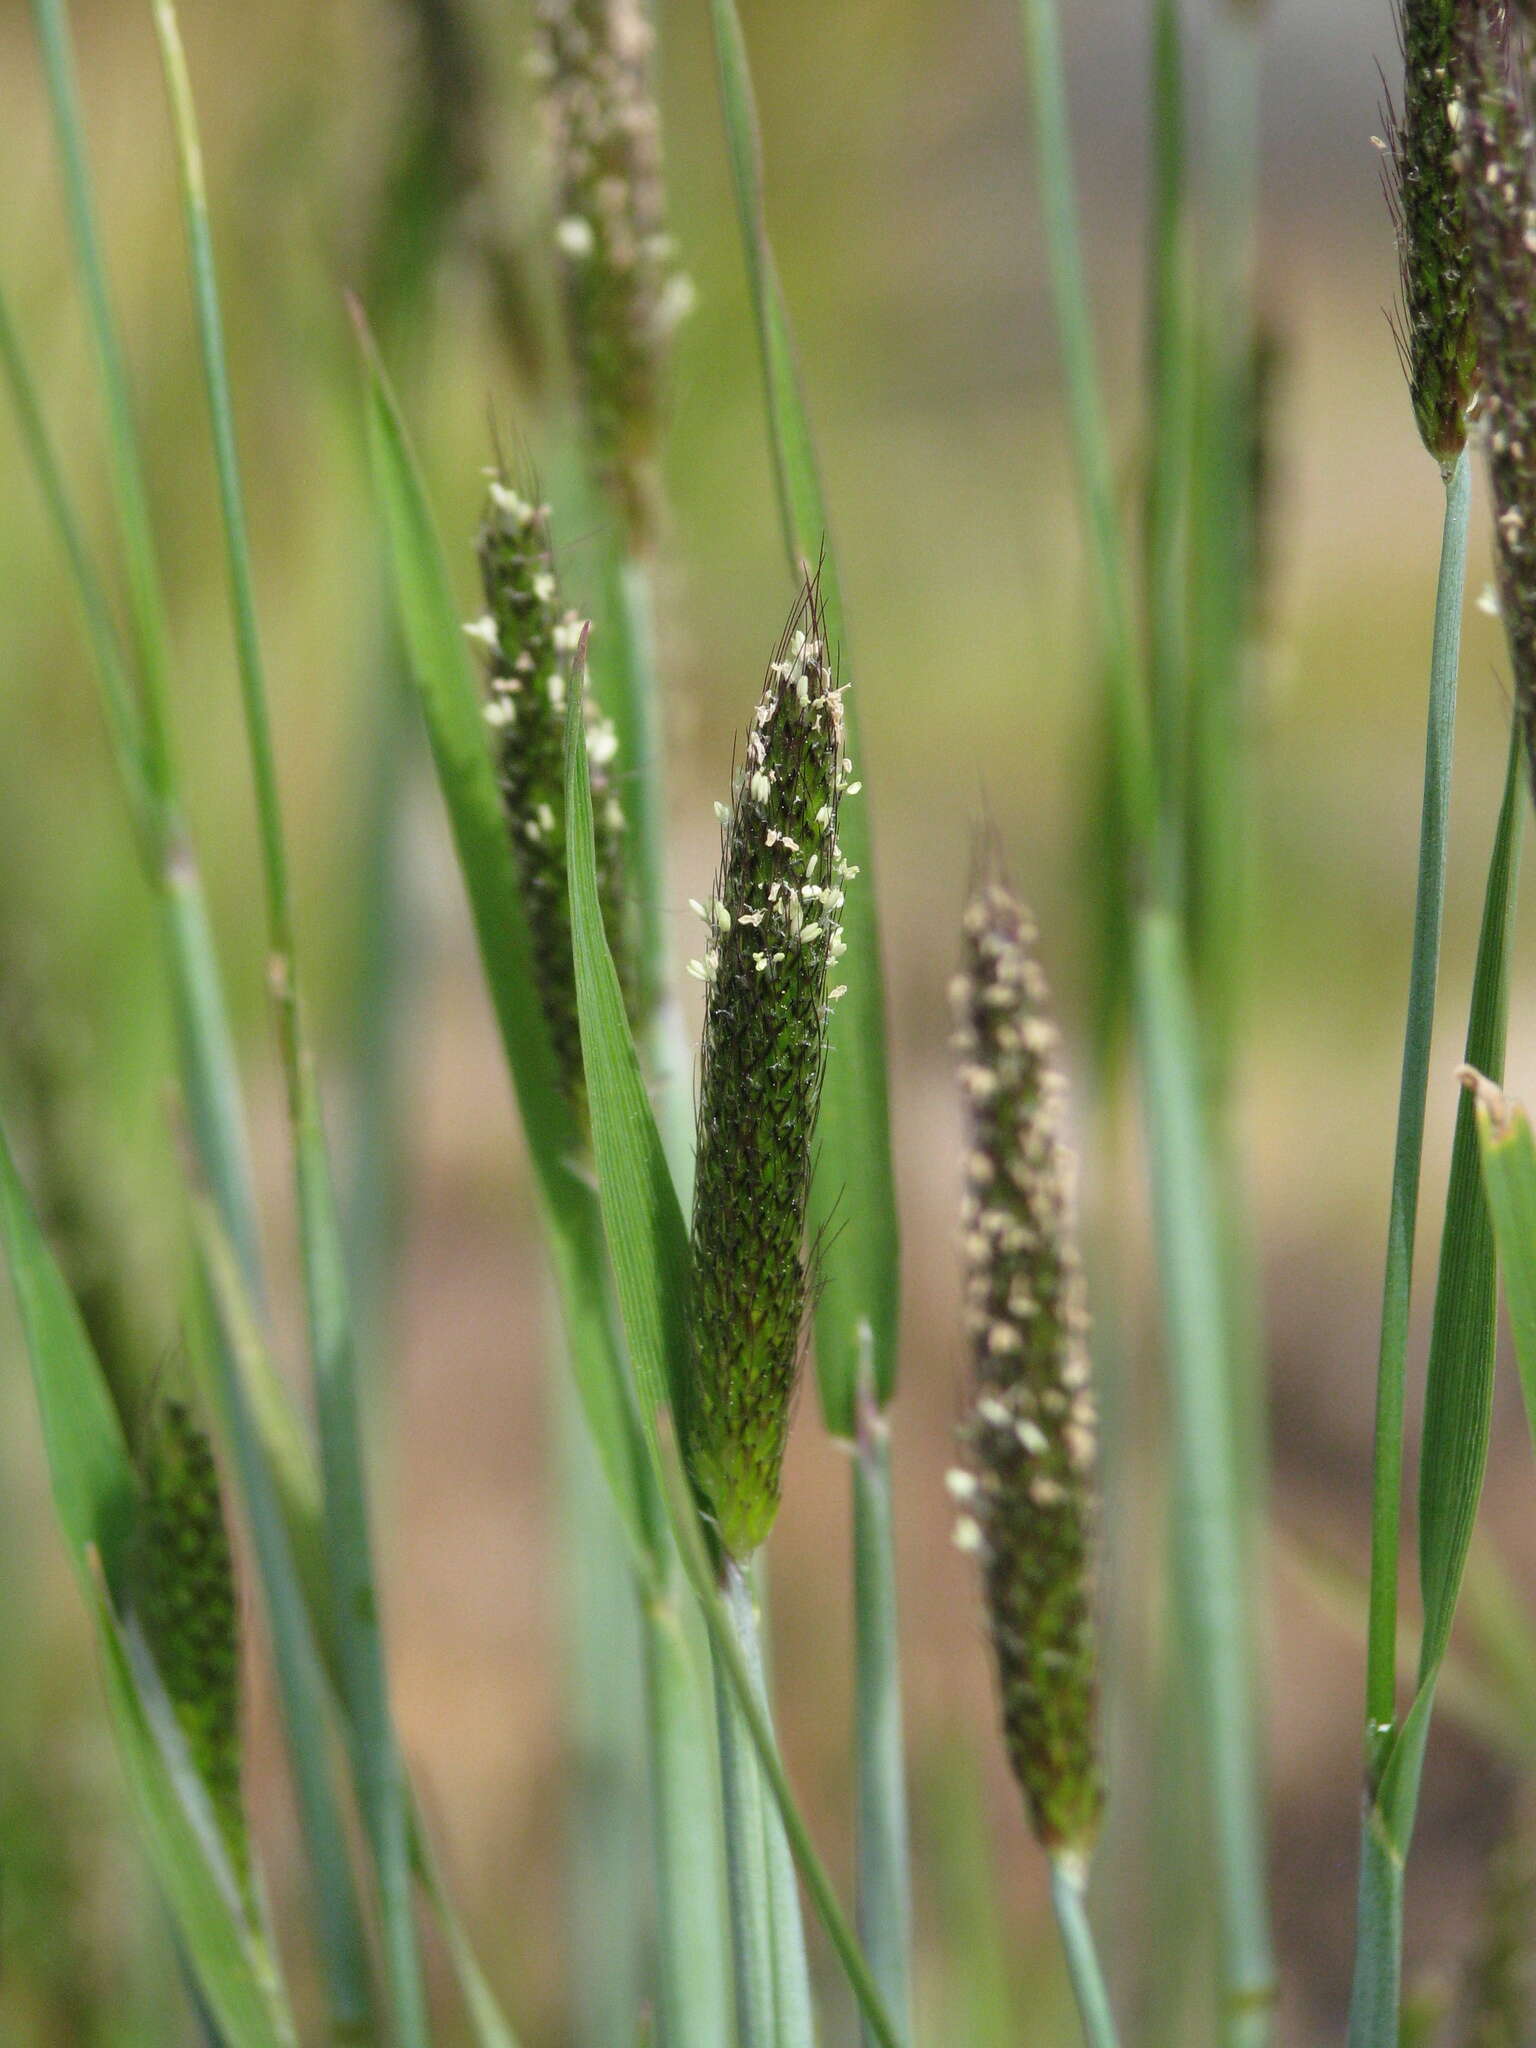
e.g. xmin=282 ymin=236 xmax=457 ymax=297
xmin=152 ymin=16 xmax=428 ymax=2032
xmin=704 ymin=0 xmax=899 ymax=1436
xmin=1348 ymin=710 xmax=1524 ymax=2046
xmin=1364 ymin=449 xmax=1471 ymax=1766
xmin=1132 ymin=907 xmax=1274 ymax=2043
xmin=1468 ymin=1073 xmax=1536 ymax=1449
xmin=28 ymin=0 xmax=179 ymax=794
xmin=360 ymin=319 xmax=659 ymax=1565
xmin=0 ymin=1118 xmax=295 ymax=2048
xmin=1415 ymin=716 xmax=1522 ymax=1675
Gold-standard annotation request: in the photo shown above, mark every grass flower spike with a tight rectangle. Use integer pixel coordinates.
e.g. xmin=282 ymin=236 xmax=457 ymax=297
xmin=1456 ymin=1 xmax=1536 ymax=785
xmin=1383 ymin=0 xmax=1478 ymax=464
xmin=134 ymin=1394 xmax=250 ymax=1903
xmin=533 ymin=0 xmax=691 ymax=544
xmin=471 ymin=475 xmax=635 ymax=1111
xmin=687 ymin=578 xmax=855 ymax=1560
xmin=950 ymin=872 xmax=1101 ymax=1853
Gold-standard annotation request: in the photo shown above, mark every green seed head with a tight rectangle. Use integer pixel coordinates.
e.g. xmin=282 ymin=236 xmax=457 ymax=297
xmin=134 ymin=1395 xmax=249 ymax=1900
xmin=1384 ymin=0 xmax=1479 ymax=465
xmin=532 ymin=0 xmax=692 ymax=547
xmin=471 ymin=476 xmax=637 ymax=1114
xmin=1456 ymin=2 xmax=1536 ymax=776
xmin=686 ymin=580 xmax=855 ymax=1559
xmin=950 ymin=875 xmax=1102 ymax=1853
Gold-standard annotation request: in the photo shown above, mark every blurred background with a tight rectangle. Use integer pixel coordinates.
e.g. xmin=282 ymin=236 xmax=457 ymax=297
xmin=2 ymin=0 xmax=1534 ymax=2041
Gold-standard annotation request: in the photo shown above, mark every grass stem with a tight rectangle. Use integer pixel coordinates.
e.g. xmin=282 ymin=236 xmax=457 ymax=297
xmin=1048 ymin=1852 xmax=1121 ymax=2048
xmin=853 ymin=1386 xmax=912 ymax=2048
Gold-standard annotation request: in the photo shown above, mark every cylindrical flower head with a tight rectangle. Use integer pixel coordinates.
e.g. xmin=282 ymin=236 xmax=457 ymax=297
xmin=1384 ymin=0 xmax=1478 ymax=464
xmin=687 ymin=582 xmax=856 ymax=1559
xmin=470 ymin=477 xmax=635 ymax=1113
xmin=533 ymin=0 xmax=691 ymax=546
xmin=950 ymin=877 xmax=1102 ymax=1853
xmin=1456 ymin=2 xmax=1536 ymax=782
xmin=134 ymin=1395 xmax=249 ymax=1901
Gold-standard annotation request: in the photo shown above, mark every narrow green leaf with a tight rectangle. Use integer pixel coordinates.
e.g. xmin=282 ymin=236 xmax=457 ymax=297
xmin=1468 ymin=1074 xmax=1536 ymax=1453
xmin=1365 ymin=451 xmax=1470 ymax=1759
xmin=361 ymin=321 xmax=657 ymax=1566
xmin=91 ymin=1564 xmax=298 ymax=2048
xmin=1417 ymin=716 xmax=1523 ymax=1675
xmin=1349 ymin=713 xmax=1524 ymax=2047
xmin=151 ymin=21 xmax=429 ymax=2028
xmin=0 ymin=1119 xmax=294 ymax=2048
xmin=0 ymin=1114 xmax=136 ymax=1590
xmin=705 ymin=0 xmax=899 ymax=1435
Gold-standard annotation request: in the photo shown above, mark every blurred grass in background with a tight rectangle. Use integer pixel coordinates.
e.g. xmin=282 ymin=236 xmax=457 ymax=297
xmin=2 ymin=0 xmax=1534 ymax=2040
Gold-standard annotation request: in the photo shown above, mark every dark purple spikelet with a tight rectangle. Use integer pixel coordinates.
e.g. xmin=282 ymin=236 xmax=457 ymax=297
xmin=950 ymin=873 xmax=1102 ymax=1853
xmin=1383 ymin=0 xmax=1478 ymax=464
xmin=686 ymin=579 xmax=855 ymax=1559
xmin=1456 ymin=0 xmax=1536 ymax=790
xmin=469 ymin=475 xmax=636 ymax=1114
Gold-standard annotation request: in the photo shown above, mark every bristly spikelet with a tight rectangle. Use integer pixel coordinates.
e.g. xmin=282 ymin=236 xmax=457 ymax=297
xmin=469 ymin=475 xmax=635 ymax=1111
xmin=686 ymin=579 xmax=855 ymax=1559
xmin=134 ymin=1396 xmax=249 ymax=1901
xmin=531 ymin=0 xmax=692 ymax=546
xmin=1383 ymin=0 xmax=1478 ymax=464
xmin=1455 ymin=1 xmax=1536 ymax=789
xmin=949 ymin=875 xmax=1102 ymax=1853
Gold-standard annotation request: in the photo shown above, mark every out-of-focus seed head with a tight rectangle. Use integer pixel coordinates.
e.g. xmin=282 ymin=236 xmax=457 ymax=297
xmin=1456 ymin=1 xmax=1536 ymax=786
xmin=686 ymin=577 xmax=855 ymax=1559
xmin=950 ymin=873 xmax=1102 ymax=1853
xmin=470 ymin=475 xmax=636 ymax=1115
xmin=1457 ymin=1822 xmax=1536 ymax=2045
xmin=133 ymin=1395 xmax=249 ymax=1902
xmin=1383 ymin=0 xmax=1479 ymax=464
xmin=532 ymin=0 xmax=692 ymax=547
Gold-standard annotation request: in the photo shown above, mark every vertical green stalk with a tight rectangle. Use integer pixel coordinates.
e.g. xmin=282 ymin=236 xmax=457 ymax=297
xmin=640 ymin=1584 xmax=731 ymax=2048
xmin=152 ymin=8 xmax=428 ymax=2037
xmin=1132 ymin=910 xmax=1274 ymax=2044
xmin=715 ymin=1565 xmax=780 ymax=2048
xmin=1049 ymin=1853 xmax=1122 ymax=2048
xmin=1364 ymin=450 xmax=1470 ymax=1769
xmin=1016 ymin=0 xmax=1272 ymax=2029
xmin=1014 ymin=0 xmax=1158 ymax=860
xmin=557 ymin=1368 xmax=648 ymax=2047
xmin=853 ymin=1386 xmax=912 ymax=2048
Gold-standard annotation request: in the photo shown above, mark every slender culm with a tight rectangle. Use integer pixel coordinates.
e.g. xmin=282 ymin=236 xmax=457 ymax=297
xmin=1456 ymin=1 xmax=1536 ymax=789
xmin=687 ymin=578 xmax=855 ymax=1560
xmin=950 ymin=874 xmax=1102 ymax=1853
xmin=469 ymin=476 xmax=635 ymax=1111
xmin=532 ymin=0 xmax=692 ymax=546
xmin=1384 ymin=0 xmax=1478 ymax=465
xmin=134 ymin=1394 xmax=249 ymax=1902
